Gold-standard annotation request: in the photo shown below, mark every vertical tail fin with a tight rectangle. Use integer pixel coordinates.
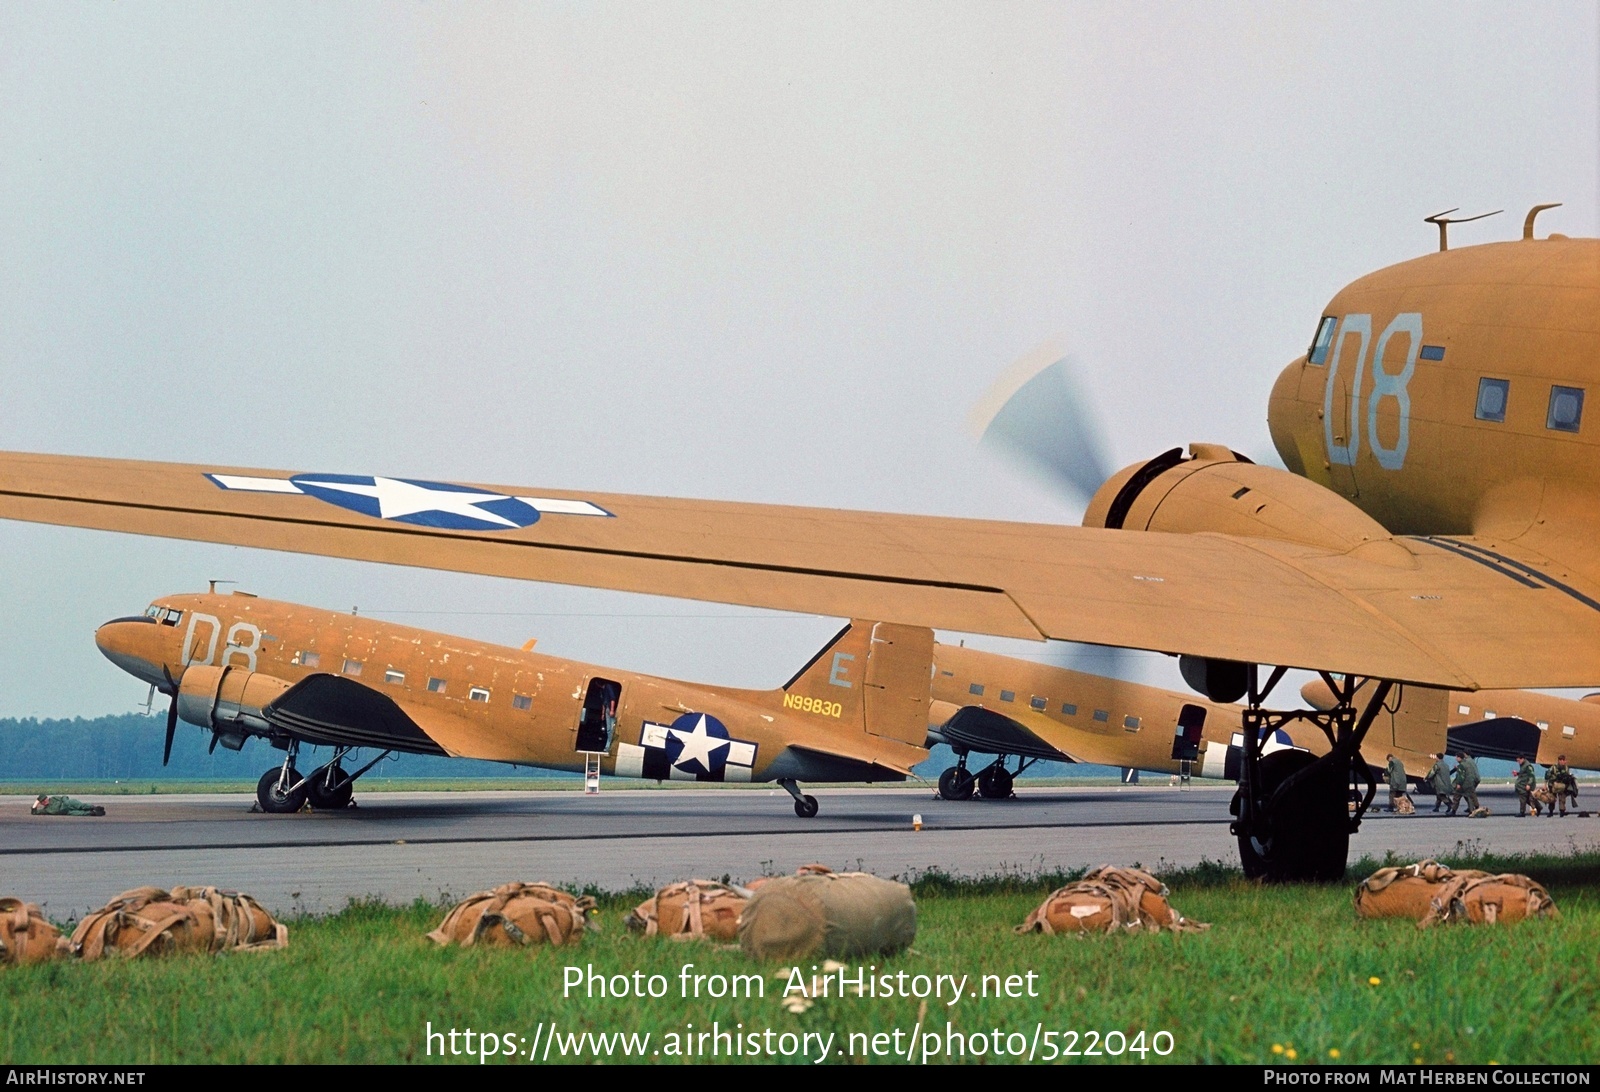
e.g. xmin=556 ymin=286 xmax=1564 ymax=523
xmin=782 ymin=621 xmax=934 ymax=747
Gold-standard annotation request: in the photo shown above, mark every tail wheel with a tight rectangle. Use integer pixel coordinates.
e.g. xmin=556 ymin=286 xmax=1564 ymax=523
xmin=307 ymin=764 xmax=354 ymax=810
xmin=1233 ymin=749 xmax=1350 ymax=882
xmin=256 ymin=767 xmax=308 ymax=814
xmin=938 ymin=766 xmax=976 ymax=801
xmin=793 ymin=794 xmax=819 ymax=819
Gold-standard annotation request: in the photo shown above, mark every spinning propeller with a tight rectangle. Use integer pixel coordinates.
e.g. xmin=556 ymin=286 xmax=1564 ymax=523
xmin=968 ymin=339 xmax=1137 ymax=682
xmin=967 ymin=339 xmax=1113 ymax=508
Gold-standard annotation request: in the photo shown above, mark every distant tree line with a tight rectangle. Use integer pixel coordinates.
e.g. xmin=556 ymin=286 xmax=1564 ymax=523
xmin=0 ymin=715 xmax=1116 ymax=781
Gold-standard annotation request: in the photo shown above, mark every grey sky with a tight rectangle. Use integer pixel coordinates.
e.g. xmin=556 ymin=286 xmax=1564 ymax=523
xmin=1 ymin=3 xmax=1596 ymax=719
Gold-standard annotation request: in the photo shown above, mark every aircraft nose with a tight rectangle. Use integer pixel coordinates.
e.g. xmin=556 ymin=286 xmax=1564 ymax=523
xmin=95 ymin=616 xmax=175 ymax=689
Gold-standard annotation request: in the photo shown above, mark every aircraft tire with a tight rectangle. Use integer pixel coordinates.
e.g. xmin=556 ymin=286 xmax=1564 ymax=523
xmin=938 ymin=766 xmax=976 ymax=801
xmin=1233 ymin=749 xmax=1350 ymax=883
xmin=307 ymin=764 xmax=355 ymax=811
xmin=977 ymin=765 xmax=1014 ymax=800
xmin=793 ymin=794 xmax=819 ymax=818
xmin=256 ymin=767 xmax=308 ymax=814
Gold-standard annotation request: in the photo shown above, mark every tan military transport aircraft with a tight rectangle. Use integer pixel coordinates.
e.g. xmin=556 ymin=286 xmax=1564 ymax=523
xmin=95 ymin=591 xmax=935 ymax=817
xmin=3 ymin=207 xmax=1595 ymax=878
xmin=1301 ymin=677 xmax=1600 ymax=778
xmin=95 ymin=590 xmax=1281 ymax=814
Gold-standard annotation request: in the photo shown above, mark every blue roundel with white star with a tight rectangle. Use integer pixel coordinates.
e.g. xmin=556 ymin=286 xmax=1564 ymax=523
xmin=664 ymin=712 xmax=732 ymax=777
xmin=288 ymin=474 xmax=542 ymax=531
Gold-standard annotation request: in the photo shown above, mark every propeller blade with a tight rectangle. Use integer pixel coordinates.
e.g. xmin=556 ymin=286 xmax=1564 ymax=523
xmin=1041 ymin=640 xmax=1140 ymax=685
xmin=163 ymin=696 xmax=178 ymax=767
xmin=968 ymin=339 xmax=1113 ymax=505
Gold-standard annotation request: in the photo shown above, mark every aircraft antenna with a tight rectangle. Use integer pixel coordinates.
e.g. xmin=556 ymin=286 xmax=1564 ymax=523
xmin=1523 ymin=203 xmax=1562 ymax=240
xmin=1423 ymin=208 xmax=1502 ymax=252
xmin=207 ymin=578 xmax=236 ymax=594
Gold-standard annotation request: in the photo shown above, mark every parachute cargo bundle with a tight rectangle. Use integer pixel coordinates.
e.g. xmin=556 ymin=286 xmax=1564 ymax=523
xmin=428 ymin=882 xmax=597 ymax=948
xmin=0 ymin=898 xmax=66 ymax=965
xmin=627 ymin=879 xmax=751 ymax=941
xmin=1355 ymin=861 xmax=1558 ymax=926
xmin=1418 ymin=873 xmax=1559 ymax=928
xmin=1353 ymin=860 xmax=1489 ymax=920
xmin=69 ymin=886 xmax=288 ymax=961
xmin=737 ymin=871 xmax=916 ymax=961
xmin=1015 ymin=866 xmax=1209 ymax=936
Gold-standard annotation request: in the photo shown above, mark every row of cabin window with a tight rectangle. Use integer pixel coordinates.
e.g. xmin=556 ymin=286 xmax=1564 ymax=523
xmin=1306 ymin=318 xmax=1585 ymax=433
xmin=1456 ymin=703 xmax=1577 ymax=738
xmin=967 ymin=682 xmax=1141 ymax=730
xmin=292 ymin=650 xmax=533 ymax=710
xmin=1475 ymin=378 xmax=1584 ymax=432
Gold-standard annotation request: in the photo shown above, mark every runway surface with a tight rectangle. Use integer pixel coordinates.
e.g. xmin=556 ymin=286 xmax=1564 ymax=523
xmin=3 ymin=784 xmax=1595 ymax=917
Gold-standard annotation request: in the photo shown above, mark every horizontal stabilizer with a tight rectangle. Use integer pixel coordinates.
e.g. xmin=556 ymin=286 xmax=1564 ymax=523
xmin=783 ymin=743 xmax=913 ymax=782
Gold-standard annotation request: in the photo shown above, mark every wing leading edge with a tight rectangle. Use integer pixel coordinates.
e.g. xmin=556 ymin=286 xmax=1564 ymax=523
xmin=3 ymin=450 xmax=1599 ymax=690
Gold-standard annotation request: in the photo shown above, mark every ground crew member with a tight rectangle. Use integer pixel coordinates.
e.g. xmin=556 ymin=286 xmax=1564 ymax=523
xmin=1449 ymin=751 xmax=1481 ymax=817
xmin=1546 ymin=755 xmax=1578 ymax=817
xmin=1385 ymin=754 xmax=1410 ymax=813
xmin=1514 ymin=756 xmax=1537 ymax=816
xmin=30 ymin=794 xmax=105 ymax=816
xmin=1426 ymin=754 xmax=1453 ymax=812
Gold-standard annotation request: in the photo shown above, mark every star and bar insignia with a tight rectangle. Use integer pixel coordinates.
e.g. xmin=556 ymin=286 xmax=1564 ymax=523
xmin=206 ymin=473 xmax=612 ymax=532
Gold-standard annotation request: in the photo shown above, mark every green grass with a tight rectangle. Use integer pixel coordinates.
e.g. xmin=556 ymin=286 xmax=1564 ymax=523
xmin=4 ymin=851 xmax=1597 ymax=1064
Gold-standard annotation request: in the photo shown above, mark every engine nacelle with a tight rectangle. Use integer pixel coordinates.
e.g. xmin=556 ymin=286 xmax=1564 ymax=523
xmin=1083 ymin=443 xmax=1410 ymax=561
xmin=175 ymin=664 xmax=293 ymax=749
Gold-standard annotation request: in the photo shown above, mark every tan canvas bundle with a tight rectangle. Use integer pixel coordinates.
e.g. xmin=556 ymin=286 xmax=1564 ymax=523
xmin=168 ymin=886 xmax=289 ymax=952
xmin=69 ymin=886 xmax=288 ymax=961
xmin=1015 ymin=866 xmax=1208 ymax=936
xmin=628 ymin=880 xmax=751 ymax=941
xmin=0 ymin=898 xmax=66 ymax=965
xmin=1353 ymin=860 xmax=1490 ymax=920
xmin=1418 ymin=873 xmax=1559 ymax=928
xmin=738 ymin=871 xmax=916 ymax=961
xmin=428 ymin=882 xmax=596 ymax=948
xmin=1395 ymin=795 xmax=1416 ymax=815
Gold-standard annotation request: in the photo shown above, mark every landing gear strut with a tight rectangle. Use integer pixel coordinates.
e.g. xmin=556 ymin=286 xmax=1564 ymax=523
xmin=778 ymin=778 xmax=819 ymax=818
xmin=255 ymin=743 xmax=392 ymax=814
xmin=937 ymin=752 xmax=975 ymax=800
xmin=938 ymin=753 xmax=1035 ymax=801
xmin=1229 ymin=668 xmax=1389 ymax=883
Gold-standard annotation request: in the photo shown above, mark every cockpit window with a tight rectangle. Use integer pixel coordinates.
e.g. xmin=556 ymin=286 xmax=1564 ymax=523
xmin=144 ymin=605 xmax=183 ymax=625
xmin=1307 ymin=316 xmax=1337 ymax=365
xmin=1548 ymin=386 xmax=1584 ymax=433
xmin=160 ymin=610 xmax=182 ymax=627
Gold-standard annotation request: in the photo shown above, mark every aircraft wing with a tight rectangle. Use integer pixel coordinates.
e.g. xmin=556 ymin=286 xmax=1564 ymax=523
xmin=4 ymin=450 xmax=1600 ymax=690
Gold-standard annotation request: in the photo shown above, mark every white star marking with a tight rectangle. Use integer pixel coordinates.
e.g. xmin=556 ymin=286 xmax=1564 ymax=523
xmin=669 ymin=715 xmax=731 ymax=772
xmin=299 ymin=477 xmax=523 ymax=527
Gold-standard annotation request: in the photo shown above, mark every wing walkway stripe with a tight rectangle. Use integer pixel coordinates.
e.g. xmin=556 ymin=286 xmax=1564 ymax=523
xmin=1429 ymin=537 xmax=1600 ymax=614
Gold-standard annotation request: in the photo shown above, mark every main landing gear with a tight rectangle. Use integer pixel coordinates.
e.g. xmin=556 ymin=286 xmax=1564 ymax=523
xmin=937 ymin=752 xmax=1035 ymax=801
xmin=778 ymin=778 xmax=819 ymax=818
xmin=255 ymin=742 xmax=393 ymax=814
xmin=1229 ymin=668 xmax=1390 ymax=883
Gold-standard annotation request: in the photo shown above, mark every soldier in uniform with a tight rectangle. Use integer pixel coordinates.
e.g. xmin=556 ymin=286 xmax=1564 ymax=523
xmin=1513 ymin=756 xmax=1537 ymax=816
xmin=30 ymin=794 xmax=105 ymax=817
xmin=1426 ymin=753 xmax=1453 ymax=812
xmin=1545 ymin=755 xmax=1578 ymax=817
xmin=1448 ymin=751 xmax=1481 ymax=817
xmin=1385 ymin=754 xmax=1410 ymax=813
